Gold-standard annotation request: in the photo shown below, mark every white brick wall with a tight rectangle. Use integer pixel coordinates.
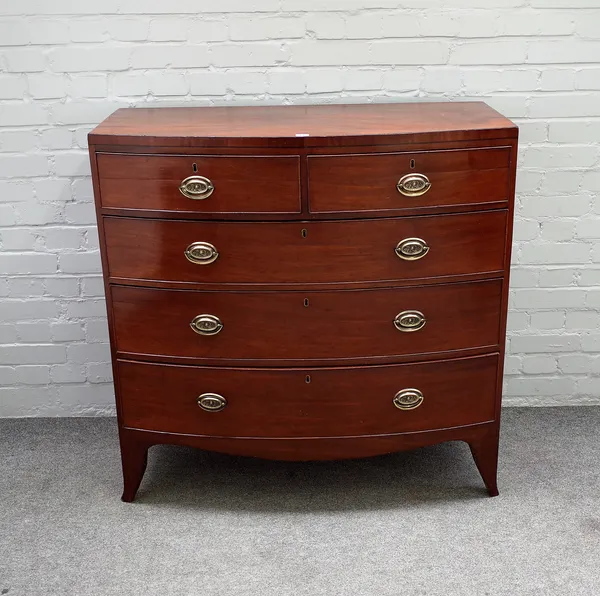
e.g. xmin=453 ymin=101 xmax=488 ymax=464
xmin=1 ymin=1 xmax=599 ymax=415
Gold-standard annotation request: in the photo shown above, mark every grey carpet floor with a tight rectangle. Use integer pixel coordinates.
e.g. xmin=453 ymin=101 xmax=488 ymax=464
xmin=1 ymin=408 xmax=599 ymax=596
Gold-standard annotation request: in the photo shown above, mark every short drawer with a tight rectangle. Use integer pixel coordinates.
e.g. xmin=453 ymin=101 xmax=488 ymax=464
xmin=111 ymin=280 xmax=502 ymax=364
xmin=97 ymin=153 xmax=301 ymax=214
xmin=118 ymin=354 xmax=498 ymax=437
xmin=308 ymin=147 xmax=510 ymax=215
xmin=104 ymin=211 xmax=507 ymax=286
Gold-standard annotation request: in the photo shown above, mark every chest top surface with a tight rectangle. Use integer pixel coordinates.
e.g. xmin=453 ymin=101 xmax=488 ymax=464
xmin=89 ymin=101 xmax=517 ymax=148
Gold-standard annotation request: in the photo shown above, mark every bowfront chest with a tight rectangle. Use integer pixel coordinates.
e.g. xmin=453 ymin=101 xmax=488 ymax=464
xmin=89 ymin=102 xmax=517 ymax=501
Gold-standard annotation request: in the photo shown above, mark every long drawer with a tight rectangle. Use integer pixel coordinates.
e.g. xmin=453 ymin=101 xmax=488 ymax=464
xmin=97 ymin=153 xmax=301 ymax=214
xmin=118 ymin=354 xmax=498 ymax=437
xmin=104 ymin=211 xmax=507 ymax=286
xmin=308 ymin=147 xmax=510 ymax=215
xmin=111 ymin=280 xmax=502 ymax=363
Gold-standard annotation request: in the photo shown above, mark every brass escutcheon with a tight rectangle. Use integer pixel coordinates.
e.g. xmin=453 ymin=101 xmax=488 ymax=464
xmin=396 ymin=173 xmax=431 ymax=197
xmin=395 ymin=238 xmax=429 ymax=261
xmin=190 ymin=314 xmax=223 ymax=336
xmin=179 ymin=175 xmax=214 ymax=200
xmin=394 ymin=310 xmax=426 ymax=332
xmin=197 ymin=393 xmax=227 ymax=412
xmin=393 ymin=388 xmax=424 ymax=410
xmin=184 ymin=241 xmax=219 ymax=265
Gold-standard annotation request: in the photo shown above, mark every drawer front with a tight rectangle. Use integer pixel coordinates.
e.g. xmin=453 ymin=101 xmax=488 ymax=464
xmin=111 ymin=281 xmax=502 ymax=363
xmin=97 ymin=153 xmax=301 ymax=214
xmin=118 ymin=354 xmax=498 ymax=437
xmin=308 ymin=147 xmax=510 ymax=214
xmin=104 ymin=211 xmax=507 ymax=286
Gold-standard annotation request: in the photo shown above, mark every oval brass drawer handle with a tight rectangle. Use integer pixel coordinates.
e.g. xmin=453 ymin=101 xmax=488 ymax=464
xmin=394 ymin=310 xmax=426 ymax=332
xmin=185 ymin=241 xmax=219 ymax=265
xmin=393 ymin=388 xmax=424 ymax=410
xmin=395 ymin=238 xmax=429 ymax=261
xmin=197 ymin=393 xmax=227 ymax=412
xmin=179 ymin=175 xmax=214 ymax=200
xmin=190 ymin=314 xmax=223 ymax=336
xmin=397 ymin=173 xmax=431 ymax=197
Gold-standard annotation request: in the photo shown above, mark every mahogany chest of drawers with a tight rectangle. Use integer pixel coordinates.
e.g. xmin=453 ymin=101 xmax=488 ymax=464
xmin=89 ymin=102 xmax=517 ymax=502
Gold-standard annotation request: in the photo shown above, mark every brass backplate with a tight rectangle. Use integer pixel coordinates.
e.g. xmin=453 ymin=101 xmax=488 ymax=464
xmin=395 ymin=237 xmax=429 ymax=261
xmin=396 ymin=173 xmax=431 ymax=197
xmin=179 ymin=175 xmax=215 ymax=200
xmin=393 ymin=388 xmax=424 ymax=410
xmin=190 ymin=314 xmax=223 ymax=336
xmin=197 ymin=393 xmax=227 ymax=412
xmin=185 ymin=241 xmax=219 ymax=265
xmin=394 ymin=310 xmax=426 ymax=332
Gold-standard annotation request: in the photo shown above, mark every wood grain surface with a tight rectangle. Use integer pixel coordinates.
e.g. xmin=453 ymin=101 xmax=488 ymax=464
xmin=111 ymin=280 xmax=503 ymax=364
xmin=97 ymin=152 xmax=301 ymax=214
xmin=104 ymin=210 xmax=507 ymax=287
xmin=308 ymin=147 xmax=510 ymax=214
xmin=89 ymin=102 xmax=517 ymax=148
xmin=118 ymin=354 xmax=498 ymax=438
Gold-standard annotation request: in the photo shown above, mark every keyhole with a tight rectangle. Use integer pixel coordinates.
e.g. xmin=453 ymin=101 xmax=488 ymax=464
xmin=301 ymin=228 xmax=307 ymax=238
xmin=304 ymin=298 xmax=309 ymax=307
xmin=192 ymin=163 xmax=198 ymax=172
xmin=410 ymin=159 xmax=415 ymax=169
xmin=305 ymin=375 xmax=311 ymax=384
